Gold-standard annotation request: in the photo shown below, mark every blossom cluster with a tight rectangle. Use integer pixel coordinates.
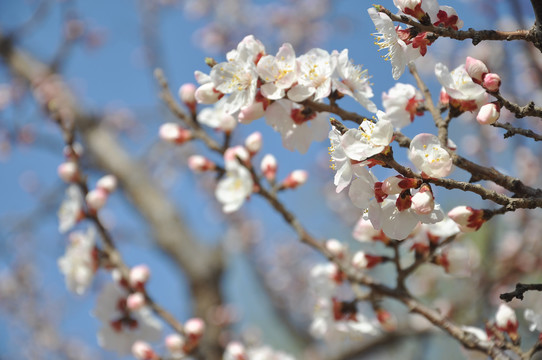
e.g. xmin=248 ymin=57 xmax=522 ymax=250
xmin=369 ymin=0 xmax=463 ymax=79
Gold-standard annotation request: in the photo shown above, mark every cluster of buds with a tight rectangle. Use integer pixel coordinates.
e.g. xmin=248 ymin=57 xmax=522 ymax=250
xmin=86 ymin=174 xmax=117 ymax=213
xmin=465 ymin=57 xmax=503 ymax=124
xmin=131 ymin=317 xmax=206 ymax=360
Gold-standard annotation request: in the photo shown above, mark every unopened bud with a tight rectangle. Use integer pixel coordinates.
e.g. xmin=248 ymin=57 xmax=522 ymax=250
xmin=132 ymin=341 xmax=158 ymax=360
xmin=238 ymin=101 xmax=265 ymax=124
xmin=85 ymin=188 xmax=108 ymax=211
xmin=159 ymin=123 xmax=192 ymax=144
xmin=282 ymin=170 xmax=308 ymax=189
xmin=58 ymin=161 xmax=79 ymax=183
xmin=260 ymin=154 xmax=277 ymax=181
xmin=224 ymin=146 xmax=250 ymax=165
xmin=411 ymin=184 xmax=434 ymax=215
xmin=448 ymin=206 xmax=485 ymax=232
xmin=495 ymin=304 xmax=518 ymax=340
xmin=165 ymin=334 xmax=186 ymax=355
xmin=482 ymin=73 xmax=501 ymax=92
xmin=352 ymin=251 xmax=382 ymax=269
xmin=465 ymin=57 xmax=488 ymax=84
xmin=224 ymin=342 xmax=247 ymax=360
xmin=129 ymin=264 xmax=150 ymax=289
xmin=127 ymin=292 xmax=146 ymax=310
xmin=245 ymin=131 xmax=262 ymax=154
xmin=195 ymin=83 xmax=223 ymax=104
xmin=184 ymin=318 xmax=205 ymax=340
xmin=97 ymin=175 xmax=117 ymax=193
xmin=476 ymin=103 xmax=500 ymax=125
xmin=381 ymin=175 xmax=420 ymax=195
xmin=325 ymin=238 xmax=346 ymax=259
xmin=188 ymin=155 xmax=216 ymax=172
xmin=179 ymin=83 xmax=197 ymax=111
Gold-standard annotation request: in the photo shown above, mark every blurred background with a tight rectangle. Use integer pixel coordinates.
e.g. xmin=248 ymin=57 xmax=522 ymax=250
xmin=2 ymin=0 xmax=542 ymax=359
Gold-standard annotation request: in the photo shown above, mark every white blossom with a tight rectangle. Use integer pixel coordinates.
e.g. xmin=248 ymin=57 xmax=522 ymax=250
xmin=408 ymin=133 xmax=453 ymax=178
xmin=215 ymin=161 xmax=254 ymax=213
xmin=58 ymin=226 xmax=97 ymax=295
xmin=332 ymin=49 xmax=377 ymax=112
xmin=341 ymin=113 xmax=393 ymax=162
xmin=58 ymin=185 xmax=84 ymax=234
xmin=257 ymin=43 xmax=297 ymax=100
xmin=382 ymin=83 xmax=423 ymax=129
xmin=287 ymin=48 xmax=336 ymax=102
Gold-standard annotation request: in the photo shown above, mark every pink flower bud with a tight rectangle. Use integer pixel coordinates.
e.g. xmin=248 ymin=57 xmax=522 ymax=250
xmin=260 ymin=154 xmax=277 ymax=181
xmin=58 ymin=161 xmax=79 ymax=183
xmin=352 ymin=251 xmax=369 ymax=269
xmin=447 ymin=206 xmax=485 ymax=232
xmin=184 ymin=318 xmax=205 ymax=340
xmin=129 ymin=264 xmax=150 ymax=288
xmin=219 ymin=113 xmax=237 ymax=133
xmin=238 ymin=102 xmax=265 ymax=124
xmin=126 ymin=292 xmax=146 ymax=310
xmin=465 ymin=57 xmax=488 ymax=84
xmin=381 ymin=175 xmax=420 ymax=195
xmin=132 ymin=341 xmax=158 ymax=360
xmin=325 ymin=238 xmax=346 ymax=258
xmin=97 ymin=175 xmax=117 ymax=193
xmin=482 ymin=73 xmax=501 ymax=92
xmin=188 ymin=155 xmax=216 ymax=172
xmin=179 ymin=83 xmax=197 ymax=112
xmin=245 ymin=132 xmax=262 ymax=154
xmin=195 ymin=83 xmax=223 ymax=104
xmin=476 ymin=103 xmax=500 ymax=125
xmin=411 ymin=184 xmax=434 ymax=215
xmin=352 ymin=251 xmax=382 ymax=269
xmin=165 ymin=334 xmax=186 ymax=354
xmin=159 ymin=123 xmax=192 ymax=144
xmin=224 ymin=342 xmax=247 ymax=360
xmin=495 ymin=304 xmax=518 ymax=339
xmin=282 ymin=170 xmax=308 ymax=189
xmin=85 ymin=188 xmax=108 ymax=211
xmin=224 ymin=146 xmax=250 ymax=164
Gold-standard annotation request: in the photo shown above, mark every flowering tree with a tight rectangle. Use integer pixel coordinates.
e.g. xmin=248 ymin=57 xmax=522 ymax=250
xmin=3 ymin=0 xmax=542 ymax=359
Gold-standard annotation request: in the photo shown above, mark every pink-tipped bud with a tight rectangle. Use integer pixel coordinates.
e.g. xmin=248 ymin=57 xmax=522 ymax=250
xmin=219 ymin=113 xmax=237 ymax=133
xmin=325 ymin=238 xmax=346 ymax=259
xmin=126 ymin=292 xmax=146 ymax=310
xmin=179 ymin=83 xmax=197 ymax=112
xmin=184 ymin=318 xmax=205 ymax=340
xmin=188 ymin=155 xmax=216 ymax=172
xmin=476 ymin=103 xmax=500 ymax=125
xmin=465 ymin=57 xmax=488 ymax=84
xmin=129 ymin=264 xmax=151 ymax=289
xmin=439 ymin=89 xmax=450 ymax=105
xmin=58 ymin=161 xmax=79 ymax=183
xmin=97 ymin=175 xmax=117 ymax=193
xmin=381 ymin=175 xmax=420 ymax=195
xmin=495 ymin=304 xmax=519 ymax=340
xmin=411 ymin=184 xmax=434 ymax=215
xmin=165 ymin=334 xmax=186 ymax=355
xmin=85 ymin=188 xmax=108 ymax=211
xmin=482 ymin=73 xmax=501 ymax=92
xmin=260 ymin=154 xmax=277 ymax=181
xmin=352 ymin=251 xmax=382 ymax=269
xmin=224 ymin=146 xmax=250 ymax=165
xmin=448 ymin=206 xmax=485 ymax=232
xmin=195 ymin=83 xmax=223 ymax=104
xmin=238 ymin=102 xmax=265 ymax=124
xmin=245 ymin=131 xmax=262 ymax=154
xmin=159 ymin=123 xmax=192 ymax=144
xmin=132 ymin=341 xmax=158 ymax=360
xmin=282 ymin=170 xmax=308 ymax=189
xmin=224 ymin=342 xmax=247 ymax=360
